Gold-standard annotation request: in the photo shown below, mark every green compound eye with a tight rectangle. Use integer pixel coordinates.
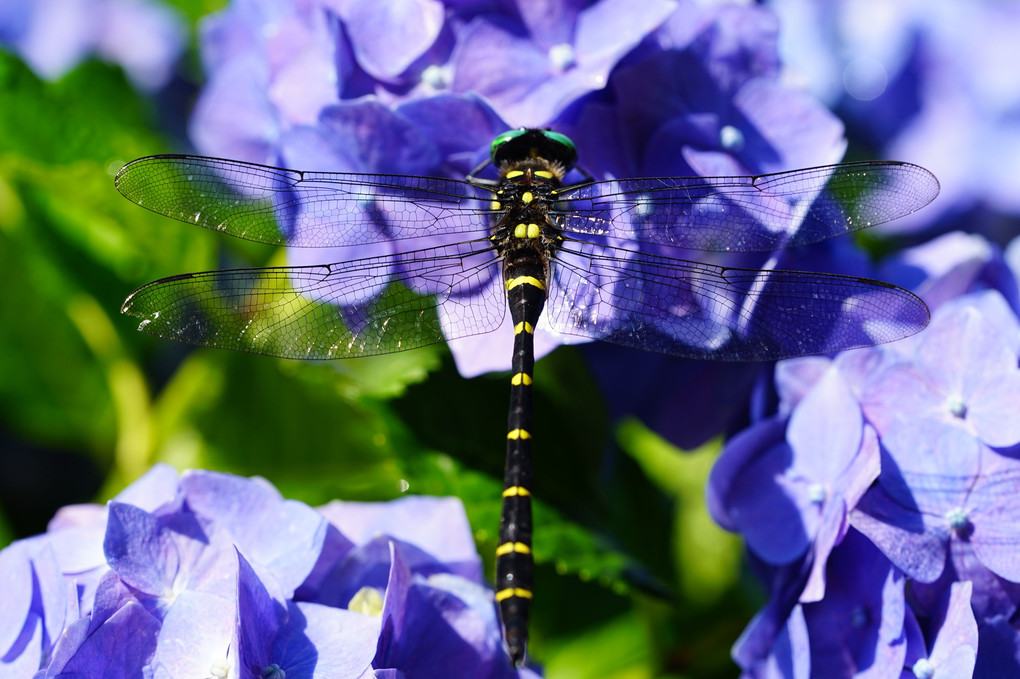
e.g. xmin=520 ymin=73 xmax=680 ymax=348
xmin=489 ymin=129 xmax=579 ymax=169
xmin=540 ymin=130 xmax=576 ymax=157
xmin=490 ymin=130 xmax=527 ymax=162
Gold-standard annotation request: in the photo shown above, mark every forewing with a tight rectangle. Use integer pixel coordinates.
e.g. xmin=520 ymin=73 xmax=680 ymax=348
xmin=121 ymin=243 xmax=506 ymax=359
xmin=545 ymin=240 xmax=930 ymax=361
xmin=115 ymin=155 xmax=496 ymax=248
xmin=552 ymin=161 xmax=940 ymax=252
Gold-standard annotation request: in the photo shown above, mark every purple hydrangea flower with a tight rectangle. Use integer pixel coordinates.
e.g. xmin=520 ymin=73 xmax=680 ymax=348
xmin=566 ymin=0 xmax=847 ymax=445
xmin=736 ymin=530 xmax=910 ymax=678
xmin=0 ymin=0 xmax=185 ymax=90
xmin=0 ymin=465 xmax=536 ymax=677
xmin=448 ymin=0 xmax=676 ymax=127
xmin=714 ymin=232 xmax=1020 ymax=675
xmin=766 ymin=0 xmax=1020 ymax=226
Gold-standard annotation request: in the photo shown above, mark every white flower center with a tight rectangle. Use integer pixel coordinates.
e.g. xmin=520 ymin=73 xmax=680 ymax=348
xmin=548 ymin=43 xmax=576 ymax=71
xmin=719 ymin=125 xmax=744 ymax=150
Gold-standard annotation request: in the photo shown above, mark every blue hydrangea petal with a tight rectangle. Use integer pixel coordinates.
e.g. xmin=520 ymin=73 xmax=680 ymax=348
xmin=773 ymin=357 xmax=834 ymax=412
xmin=0 ymin=612 xmax=43 ymax=678
xmin=103 ymin=503 xmax=180 ymax=597
xmin=911 ymin=539 xmax=1020 ymax=624
xmin=514 ymin=0 xmax=584 ymax=47
xmin=315 ymin=535 xmax=459 ymax=609
xmin=915 ymin=306 xmax=1015 ymax=398
xmin=964 ymin=454 xmax=1020 ymax=582
xmin=50 ymin=602 xmax=160 ymax=679
xmin=708 ymin=418 xmax=786 ymax=533
xmin=720 ymin=424 xmax=811 ymax=565
xmin=859 ymin=363 xmax=939 ymax=436
xmin=395 ymin=94 xmax=509 ymax=174
xmin=851 ymin=421 xmax=985 ymax=582
xmin=25 ymin=539 xmax=68 ymax=656
xmin=90 ymin=569 xmax=143 ymax=630
xmin=373 ymin=541 xmax=516 ymax=677
xmin=786 ymin=366 xmax=863 ymax=484
xmin=189 ymin=54 xmax=280 ymax=162
xmin=970 ymin=373 xmax=1020 ymax=448
xmin=955 ymin=542 xmax=1020 ymax=621
xmin=2 ymin=0 xmax=184 ymax=90
xmin=731 ymin=564 xmax=811 ymax=674
xmin=801 ymin=531 xmax=907 ymax=675
xmin=273 ymin=601 xmax=379 ymax=678
xmin=973 ymin=615 xmax=1020 ymax=677
xmin=881 ymin=233 xmax=1003 ymax=313
xmin=96 ymin=0 xmax=187 ymax=90
xmin=926 ymin=582 xmax=978 ymax=677
xmin=237 ymin=550 xmax=282 ymax=677
xmin=851 ymin=511 xmax=946 ymax=586
xmin=452 ymin=0 xmax=674 ymax=127
xmin=0 ymin=541 xmax=33 ymax=657
xmin=727 ymin=78 xmax=847 ymax=172
xmin=269 ymin=42 xmax=340 ymax=127
xmin=339 ymin=0 xmax=445 ymax=81
xmin=112 ymin=463 xmax=181 ymax=513
xmin=882 ymin=420 xmax=982 ymax=508
xmin=450 ymin=17 xmax=557 ymax=126
xmin=45 ymin=508 xmax=107 ymax=575
xmin=181 ymin=470 xmax=329 ymax=596
xmin=317 ymin=496 xmax=482 ymax=583
xmin=152 ymin=590 xmax=237 ymax=679
xmin=799 ymin=494 xmax=848 ymax=603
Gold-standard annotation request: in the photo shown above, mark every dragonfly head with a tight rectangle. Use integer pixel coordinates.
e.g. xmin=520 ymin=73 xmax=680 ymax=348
xmin=490 ymin=129 xmax=578 ymax=174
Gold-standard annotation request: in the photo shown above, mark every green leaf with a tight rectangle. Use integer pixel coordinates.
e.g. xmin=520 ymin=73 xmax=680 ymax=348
xmin=617 ymin=418 xmax=743 ymax=603
xmin=0 ymin=53 xmax=165 ymax=163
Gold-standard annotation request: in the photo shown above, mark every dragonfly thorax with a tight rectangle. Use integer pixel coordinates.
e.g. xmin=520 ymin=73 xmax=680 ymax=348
xmin=491 ymin=160 xmax=563 ymax=292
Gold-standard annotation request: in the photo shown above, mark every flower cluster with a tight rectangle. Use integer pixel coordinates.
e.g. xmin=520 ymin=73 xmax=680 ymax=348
xmin=0 ymin=0 xmax=185 ymax=90
xmin=1 ymin=465 xmax=536 ymax=678
xmin=767 ymin=0 xmax=1020 ymax=227
xmin=189 ymin=0 xmax=847 ymax=377
xmin=708 ymin=231 xmax=1020 ymax=677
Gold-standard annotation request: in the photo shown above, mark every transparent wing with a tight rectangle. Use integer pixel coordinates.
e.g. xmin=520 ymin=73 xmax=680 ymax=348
xmin=120 ymin=242 xmax=506 ymax=359
xmin=115 ymin=155 xmax=497 ymax=248
xmin=545 ymin=239 xmax=929 ymax=361
xmin=552 ymin=161 xmax=940 ymax=252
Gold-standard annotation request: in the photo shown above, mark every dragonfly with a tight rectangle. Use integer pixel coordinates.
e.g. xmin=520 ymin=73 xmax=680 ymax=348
xmin=116 ymin=128 xmax=938 ymax=666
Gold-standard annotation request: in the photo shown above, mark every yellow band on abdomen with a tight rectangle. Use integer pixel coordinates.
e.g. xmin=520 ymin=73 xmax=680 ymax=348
xmin=506 ymin=276 xmax=545 ymax=291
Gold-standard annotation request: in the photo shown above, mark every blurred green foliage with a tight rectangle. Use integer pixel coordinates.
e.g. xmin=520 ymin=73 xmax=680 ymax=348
xmin=0 ymin=22 xmax=757 ymax=676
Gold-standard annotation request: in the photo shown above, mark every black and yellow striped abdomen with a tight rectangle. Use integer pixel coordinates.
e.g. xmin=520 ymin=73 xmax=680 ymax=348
xmin=491 ymin=163 xmax=562 ymax=666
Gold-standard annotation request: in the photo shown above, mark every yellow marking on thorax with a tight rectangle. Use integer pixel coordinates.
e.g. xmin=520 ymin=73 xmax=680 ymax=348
xmin=513 ymin=223 xmax=541 ymax=239
xmin=506 ymin=276 xmax=545 ymax=291
xmin=505 ymin=170 xmax=524 ymax=179
xmin=503 ymin=486 xmax=530 ymax=497
xmin=490 ymin=200 xmax=502 ymax=210
xmin=507 ymin=429 xmax=531 ymax=440
xmin=496 ymin=542 xmax=532 ymax=556
xmin=511 ymin=372 xmax=532 ymax=386
xmin=495 ymin=587 xmax=533 ymax=602
xmin=534 ymin=170 xmax=554 ymax=179
xmin=521 ymin=191 xmax=533 ymax=204
xmin=514 ymin=321 xmax=534 ymax=334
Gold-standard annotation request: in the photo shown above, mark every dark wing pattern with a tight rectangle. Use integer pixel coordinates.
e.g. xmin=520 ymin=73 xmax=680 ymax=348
xmin=545 ymin=239 xmax=930 ymax=361
xmin=552 ymin=161 xmax=940 ymax=253
xmin=115 ymin=155 xmax=497 ymax=248
xmin=121 ymin=242 xmax=505 ymax=359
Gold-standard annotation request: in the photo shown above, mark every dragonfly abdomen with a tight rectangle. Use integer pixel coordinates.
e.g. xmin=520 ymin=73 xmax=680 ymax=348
xmin=497 ymin=249 xmax=547 ymax=666
xmin=494 ymin=160 xmax=561 ymax=665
